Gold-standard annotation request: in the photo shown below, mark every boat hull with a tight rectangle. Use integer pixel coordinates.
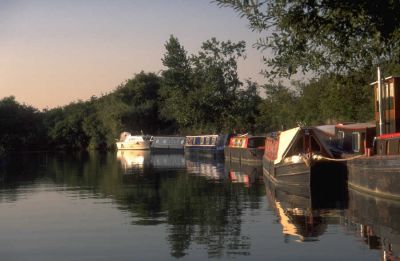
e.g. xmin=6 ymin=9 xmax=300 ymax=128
xmin=263 ymin=158 xmax=311 ymax=198
xmin=263 ymin=158 xmax=347 ymax=200
xmin=348 ymin=155 xmax=400 ymax=200
xmin=224 ymin=147 xmax=264 ymax=165
xmin=150 ymin=136 xmax=185 ymax=151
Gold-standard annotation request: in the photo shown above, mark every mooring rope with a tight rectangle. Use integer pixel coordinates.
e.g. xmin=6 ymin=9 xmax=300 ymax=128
xmin=314 ymin=154 xmax=364 ymax=162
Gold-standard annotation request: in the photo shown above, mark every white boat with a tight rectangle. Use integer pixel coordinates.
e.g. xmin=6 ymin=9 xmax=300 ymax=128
xmin=116 ymin=132 xmax=151 ymax=150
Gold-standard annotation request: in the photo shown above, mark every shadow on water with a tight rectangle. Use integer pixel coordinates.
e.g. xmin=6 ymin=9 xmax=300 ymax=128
xmin=311 ymin=162 xmax=348 ymax=209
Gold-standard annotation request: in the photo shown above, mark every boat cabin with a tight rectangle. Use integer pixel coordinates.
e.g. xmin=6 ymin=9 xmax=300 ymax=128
xmin=372 ymin=76 xmax=400 ymax=155
xmin=228 ymin=136 xmax=265 ymax=149
xmin=335 ymin=123 xmax=376 ymax=155
xmin=151 ymin=136 xmax=185 ymax=150
xmin=264 ymin=127 xmax=333 ymax=164
xmin=184 ymin=134 xmax=230 ymax=151
xmin=373 ymin=76 xmax=400 ymax=135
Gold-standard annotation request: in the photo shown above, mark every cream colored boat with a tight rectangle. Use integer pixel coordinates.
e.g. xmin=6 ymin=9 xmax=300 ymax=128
xmin=116 ymin=132 xmax=151 ymax=150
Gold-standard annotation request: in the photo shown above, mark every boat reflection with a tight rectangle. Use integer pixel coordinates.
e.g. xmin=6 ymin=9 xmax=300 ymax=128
xmin=345 ymin=189 xmax=400 ymax=260
xmin=150 ymin=153 xmax=185 ymax=170
xmin=185 ymin=153 xmax=226 ymax=180
xmin=117 ymin=151 xmax=187 ymax=173
xmin=116 ymin=150 xmax=151 ymax=174
xmin=264 ymin=178 xmax=345 ymax=243
xmin=224 ymin=161 xmax=263 ymax=187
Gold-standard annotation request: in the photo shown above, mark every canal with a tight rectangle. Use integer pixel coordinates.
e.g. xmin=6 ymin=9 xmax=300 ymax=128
xmin=0 ymin=151 xmax=393 ymax=260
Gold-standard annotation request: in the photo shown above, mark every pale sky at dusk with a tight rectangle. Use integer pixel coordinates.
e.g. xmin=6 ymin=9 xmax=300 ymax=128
xmin=0 ymin=0 xmax=267 ymax=109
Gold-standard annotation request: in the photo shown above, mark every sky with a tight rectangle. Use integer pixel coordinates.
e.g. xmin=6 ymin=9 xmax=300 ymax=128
xmin=0 ymin=0 xmax=268 ymax=109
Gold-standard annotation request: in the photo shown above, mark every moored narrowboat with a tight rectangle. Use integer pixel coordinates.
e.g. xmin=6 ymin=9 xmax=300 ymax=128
xmin=263 ymin=126 xmax=343 ymax=197
xmin=224 ymin=135 xmax=266 ymax=164
xmin=334 ymin=123 xmax=376 ymax=157
xmin=341 ymin=74 xmax=400 ymax=200
xmin=184 ymin=134 xmax=230 ymax=154
xmin=151 ymin=136 xmax=185 ymax=151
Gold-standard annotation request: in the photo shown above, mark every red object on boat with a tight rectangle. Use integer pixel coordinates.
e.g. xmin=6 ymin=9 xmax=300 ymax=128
xmin=377 ymin=132 xmax=400 ymax=140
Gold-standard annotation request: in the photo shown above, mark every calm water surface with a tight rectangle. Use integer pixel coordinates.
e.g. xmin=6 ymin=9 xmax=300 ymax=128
xmin=0 ymin=151 xmax=394 ymax=260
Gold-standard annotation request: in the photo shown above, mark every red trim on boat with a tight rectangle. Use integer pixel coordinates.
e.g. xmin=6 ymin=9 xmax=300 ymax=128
xmin=377 ymin=132 xmax=400 ymax=139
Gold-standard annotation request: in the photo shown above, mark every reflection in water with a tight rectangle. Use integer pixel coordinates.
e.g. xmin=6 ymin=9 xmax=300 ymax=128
xmin=0 ymin=152 xmax=396 ymax=259
xmin=116 ymin=150 xmax=151 ymax=174
xmin=0 ymin=152 xmax=265 ymax=259
xmin=117 ymin=151 xmax=186 ymax=172
xmin=185 ymin=153 xmax=226 ymax=180
xmin=345 ymin=189 xmax=400 ymax=260
xmin=150 ymin=153 xmax=185 ymax=170
xmin=224 ymin=161 xmax=262 ymax=187
xmin=264 ymin=177 xmax=345 ymax=243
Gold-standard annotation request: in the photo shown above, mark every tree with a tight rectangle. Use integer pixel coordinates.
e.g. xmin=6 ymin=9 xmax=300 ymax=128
xmin=256 ymin=84 xmax=300 ymax=132
xmin=114 ymin=72 xmax=164 ymax=134
xmin=159 ymin=35 xmax=193 ymax=128
xmin=215 ymin=0 xmax=400 ymax=78
xmin=0 ymin=96 xmax=47 ymax=153
xmin=160 ymin=36 xmax=249 ymax=133
xmin=190 ymin=38 xmax=247 ymax=132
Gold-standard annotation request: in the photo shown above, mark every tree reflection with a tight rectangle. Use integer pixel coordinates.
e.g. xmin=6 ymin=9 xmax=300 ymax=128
xmin=0 ymin=152 xmax=265 ymax=258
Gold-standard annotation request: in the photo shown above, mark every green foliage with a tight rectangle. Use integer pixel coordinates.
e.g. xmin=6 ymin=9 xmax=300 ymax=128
xmin=159 ymin=35 xmax=192 ymax=127
xmin=44 ymin=72 xmax=166 ymax=150
xmin=190 ymin=38 xmax=246 ymax=132
xmin=160 ymin=36 xmax=252 ymax=134
xmin=256 ymin=84 xmax=300 ymax=132
xmin=114 ymin=72 xmax=164 ymax=134
xmin=0 ymin=96 xmax=47 ymax=152
xmin=215 ymin=0 xmax=400 ymax=78
xmin=2 ymin=34 xmax=392 ymax=153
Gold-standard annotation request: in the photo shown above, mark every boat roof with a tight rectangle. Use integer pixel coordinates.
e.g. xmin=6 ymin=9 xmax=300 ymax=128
xmin=153 ymin=136 xmax=185 ymax=139
xmin=275 ymin=127 xmax=300 ymax=164
xmin=186 ymin=134 xmax=220 ymax=138
xmin=370 ymin=76 xmax=400 ymax=85
xmin=274 ymin=126 xmax=334 ymax=164
xmin=314 ymin=125 xmax=336 ymax=136
xmin=230 ymin=135 xmax=266 ymax=139
xmin=335 ymin=122 xmax=375 ymax=131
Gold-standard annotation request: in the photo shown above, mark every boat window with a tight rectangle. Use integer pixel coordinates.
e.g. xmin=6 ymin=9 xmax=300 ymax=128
xmin=252 ymin=138 xmax=265 ymax=148
xmin=352 ymin=132 xmax=360 ymax=153
xmin=337 ymin=131 xmax=345 ymax=149
xmin=195 ymin=137 xmax=200 ymax=145
xmin=311 ymin=136 xmax=321 ymax=152
xmin=211 ymin=136 xmax=217 ymax=145
xmin=287 ymin=137 xmax=303 ymax=156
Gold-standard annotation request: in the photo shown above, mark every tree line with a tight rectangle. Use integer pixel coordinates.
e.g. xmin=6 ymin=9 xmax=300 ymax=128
xmin=2 ymin=31 xmax=398 ymax=153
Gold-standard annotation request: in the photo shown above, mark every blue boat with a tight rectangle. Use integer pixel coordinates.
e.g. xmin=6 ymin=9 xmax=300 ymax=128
xmin=184 ymin=134 xmax=231 ymax=153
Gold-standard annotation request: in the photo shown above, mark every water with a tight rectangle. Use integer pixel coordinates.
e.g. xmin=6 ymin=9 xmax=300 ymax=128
xmin=0 ymin=151 xmax=393 ymax=260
